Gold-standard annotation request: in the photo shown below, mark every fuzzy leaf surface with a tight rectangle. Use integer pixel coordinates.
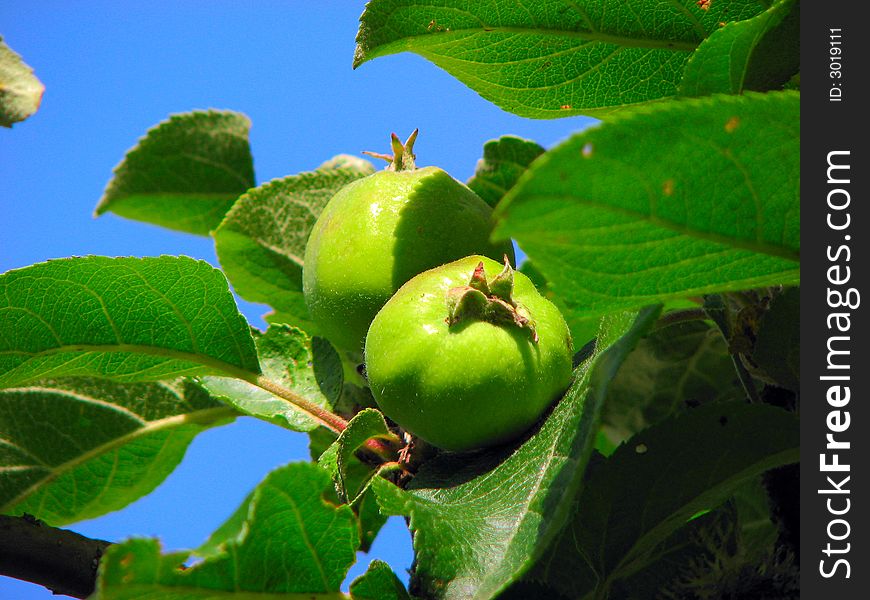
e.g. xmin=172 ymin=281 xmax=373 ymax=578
xmin=200 ymin=326 xmax=342 ymax=432
xmin=213 ymin=159 xmax=374 ymax=332
xmin=0 ymin=256 xmax=259 ymax=388
xmin=0 ymin=36 xmax=44 ymax=127
xmin=467 ymin=137 xmax=544 ymax=207
xmin=354 ymin=0 xmax=764 ymax=118
xmin=372 ymin=306 xmax=661 ymax=600
xmin=0 ymin=378 xmax=233 ymax=525
xmin=495 ymin=92 xmax=800 ymax=317
xmin=95 ymin=110 xmax=255 ymax=235
xmin=529 ymin=402 xmax=799 ymax=598
xmin=680 ymin=0 xmax=799 ymax=96
xmin=93 ymin=463 xmax=359 ymax=599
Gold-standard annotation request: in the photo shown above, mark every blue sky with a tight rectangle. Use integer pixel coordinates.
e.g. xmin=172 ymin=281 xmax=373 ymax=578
xmin=0 ymin=2 xmax=595 ymax=597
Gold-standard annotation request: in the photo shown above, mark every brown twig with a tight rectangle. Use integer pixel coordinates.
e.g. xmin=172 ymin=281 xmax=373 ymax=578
xmin=0 ymin=514 xmax=110 ymax=599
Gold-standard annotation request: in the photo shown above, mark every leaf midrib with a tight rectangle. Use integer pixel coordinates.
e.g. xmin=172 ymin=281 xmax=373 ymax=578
xmin=0 ymin=405 xmax=237 ymax=514
xmin=1 ymin=342 xmax=341 ymax=431
xmin=357 ymin=25 xmax=699 ymax=68
xmin=500 ymin=193 xmax=800 ymax=262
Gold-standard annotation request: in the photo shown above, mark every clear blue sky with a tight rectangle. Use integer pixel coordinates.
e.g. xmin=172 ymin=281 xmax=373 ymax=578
xmin=0 ymin=2 xmax=594 ymax=597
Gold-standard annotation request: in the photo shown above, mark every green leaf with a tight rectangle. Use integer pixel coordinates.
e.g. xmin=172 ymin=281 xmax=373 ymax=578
xmin=349 ymin=560 xmax=411 ymax=600
xmin=0 ymin=36 xmax=44 ymax=127
xmin=213 ymin=159 xmax=374 ymax=332
xmin=95 ymin=110 xmax=255 ymax=236
xmin=601 ymin=320 xmax=744 ymax=446
xmin=372 ymin=305 xmax=661 ymax=600
xmin=732 ymin=477 xmax=778 ymax=562
xmin=751 ymin=286 xmax=799 ymax=391
xmin=201 ymin=326 xmax=343 ymax=432
xmin=0 ymin=256 xmax=260 ymax=388
xmin=519 ymin=260 xmax=600 ymax=349
xmin=309 ymin=425 xmax=388 ymax=553
xmin=536 ymin=402 xmax=799 ymax=598
xmin=0 ymin=378 xmax=234 ymax=525
xmin=195 ymin=491 xmax=253 ymax=560
xmin=93 ymin=463 xmax=359 ymax=599
xmin=318 ymin=408 xmax=392 ymax=503
xmin=467 ymin=137 xmax=544 ymax=207
xmin=495 ymin=92 xmax=800 ymax=317
xmin=607 ymin=502 xmax=740 ymax=600
xmin=354 ymin=0 xmax=764 ymax=118
xmin=680 ymin=0 xmax=799 ymax=96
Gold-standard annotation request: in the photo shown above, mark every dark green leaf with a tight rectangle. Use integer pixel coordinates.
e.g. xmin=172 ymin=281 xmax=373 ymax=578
xmin=467 ymin=137 xmax=544 ymax=207
xmin=680 ymin=0 xmax=799 ymax=96
xmin=751 ymin=286 xmax=799 ymax=391
xmin=354 ymin=0 xmax=764 ymax=118
xmin=0 ymin=256 xmax=260 ymax=388
xmin=601 ymin=320 xmax=744 ymax=446
xmin=93 ymin=463 xmax=359 ymax=598
xmin=350 ymin=560 xmax=411 ymax=600
xmin=214 ymin=159 xmax=374 ymax=332
xmin=537 ymin=402 xmax=799 ymax=598
xmin=95 ymin=110 xmax=255 ymax=235
xmin=732 ymin=477 xmax=778 ymax=562
xmin=609 ymin=503 xmax=740 ymax=600
xmin=495 ymin=92 xmax=800 ymax=317
xmin=201 ymin=326 xmax=343 ymax=432
xmin=0 ymin=378 xmax=233 ymax=525
xmin=0 ymin=36 xmax=44 ymax=127
xmin=372 ymin=306 xmax=661 ymax=600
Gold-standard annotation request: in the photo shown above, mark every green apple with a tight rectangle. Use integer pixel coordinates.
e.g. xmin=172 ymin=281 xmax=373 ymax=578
xmin=303 ymin=132 xmax=513 ymax=355
xmin=365 ymin=255 xmax=573 ymax=451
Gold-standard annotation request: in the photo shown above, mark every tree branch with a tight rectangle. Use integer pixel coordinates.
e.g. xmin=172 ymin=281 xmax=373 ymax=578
xmin=0 ymin=514 xmax=110 ymax=599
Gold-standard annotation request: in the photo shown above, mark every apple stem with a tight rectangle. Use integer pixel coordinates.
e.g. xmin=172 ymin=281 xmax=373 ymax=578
xmin=362 ymin=129 xmax=418 ymax=171
xmin=446 ymin=256 xmax=539 ymax=342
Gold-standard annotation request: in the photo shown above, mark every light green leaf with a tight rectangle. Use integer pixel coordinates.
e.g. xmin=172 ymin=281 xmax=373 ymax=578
xmin=318 ymin=408 xmax=393 ymax=503
xmin=467 ymin=136 xmax=544 ymax=207
xmin=0 ymin=36 xmax=44 ymax=127
xmin=495 ymin=92 xmax=800 ymax=317
xmin=0 ymin=256 xmax=259 ymax=388
xmin=201 ymin=326 xmax=343 ymax=432
xmin=680 ymin=0 xmax=799 ymax=96
xmin=372 ymin=306 xmax=661 ymax=600
xmin=0 ymin=378 xmax=234 ymax=525
xmin=354 ymin=0 xmax=764 ymax=118
xmin=349 ymin=560 xmax=411 ymax=600
xmin=536 ymin=402 xmax=799 ymax=598
xmin=95 ymin=110 xmax=255 ymax=235
xmin=213 ymin=159 xmax=374 ymax=332
xmin=601 ymin=320 xmax=744 ymax=446
xmin=93 ymin=463 xmax=359 ymax=599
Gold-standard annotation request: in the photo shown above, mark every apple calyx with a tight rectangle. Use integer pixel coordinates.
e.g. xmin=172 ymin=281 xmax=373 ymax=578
xmin=362 ymin=129 xmax=418 ymax=172
xmin=446 ymin=256 xmax=539 ymax=342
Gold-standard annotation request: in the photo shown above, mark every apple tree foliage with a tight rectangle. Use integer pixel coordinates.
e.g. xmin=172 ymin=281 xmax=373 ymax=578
xmin=1 ymin=0 xmax=799 ymax=598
